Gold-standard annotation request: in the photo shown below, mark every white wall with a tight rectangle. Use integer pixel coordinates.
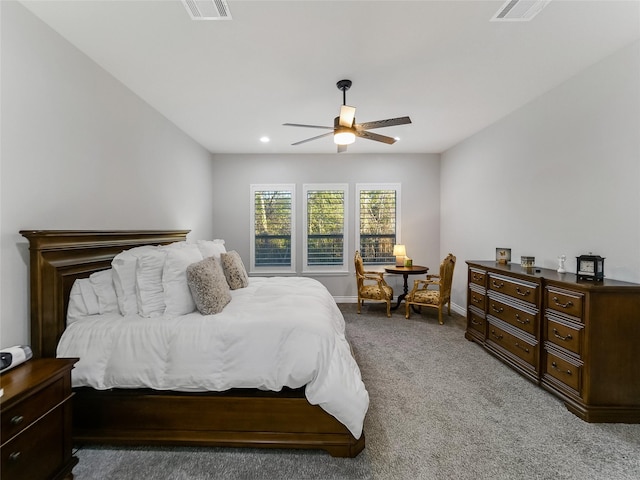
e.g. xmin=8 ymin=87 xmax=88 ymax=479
xmin=209 ymin=153 xmax=441 ymax=299
xmin=441 ymin=40 xmax=640 ymax=310
xmin=0 ymin=2 xmax=216 ymax=348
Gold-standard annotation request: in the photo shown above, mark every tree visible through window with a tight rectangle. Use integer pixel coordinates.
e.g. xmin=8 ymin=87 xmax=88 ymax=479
xmin=304 ymin=184 xmax=347 ymax=269
xmin=357 ymin=184 xmax=400 ymax=264
xmin=251 ymin=185 xmax=295 ymax=270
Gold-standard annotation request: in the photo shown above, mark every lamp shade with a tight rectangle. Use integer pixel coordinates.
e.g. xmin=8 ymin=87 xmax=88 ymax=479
xmin=393 ymin=244 xmax=406 ymax=257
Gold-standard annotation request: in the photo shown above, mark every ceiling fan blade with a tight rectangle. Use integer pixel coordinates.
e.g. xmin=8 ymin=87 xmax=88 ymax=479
xmin=339 ymin=105 xmax=356 ymax=128
xmin=283 ymin=123 xmax=333 ymax=130
xmin=356 ymin=116 xmax=412 ymax=130
xmin=355 ymin=130 xmax=396 ymax=145
xmin=291 ymin=131 xmax=334 ymax=146
xmin=337 ymin=144 xmax=348 ymax=154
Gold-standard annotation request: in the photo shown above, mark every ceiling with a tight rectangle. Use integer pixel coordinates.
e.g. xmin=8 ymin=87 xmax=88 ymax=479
xmin=19 ymin=0 xmax=640 ymax=155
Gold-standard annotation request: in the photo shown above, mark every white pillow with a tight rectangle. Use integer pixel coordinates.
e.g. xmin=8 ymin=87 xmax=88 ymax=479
xmin=163 ymin=244 xmax=203 ymax=316
xmin=135 ymin=248 xmax=167 ymax=317
xmin=89 ymin=269 xmax=118 ymax=314
xmin=195 ymin=239 xmax=226 ymax=261
xmin=67 ymin=279 xmax=89 ymax=325
xmin=78 ymin=278 xmax=100 ymax=315
xmin=112 ymin=246 xmax=154 ymax=316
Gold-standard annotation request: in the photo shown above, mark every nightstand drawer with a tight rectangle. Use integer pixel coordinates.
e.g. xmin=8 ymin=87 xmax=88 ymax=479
xmin=1 ymin=405 xmax=64 ymax=480
xmin=488 ymin=274 xmax=539 ymax=305
xmin=1 ymin=377 xmax=64 ymax=444
xmin=546 ymin=287 xmax=584 ymax=319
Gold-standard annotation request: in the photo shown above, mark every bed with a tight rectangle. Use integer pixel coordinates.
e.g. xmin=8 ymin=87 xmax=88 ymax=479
xmin=20 ymin=230 xmax=367 ymax=457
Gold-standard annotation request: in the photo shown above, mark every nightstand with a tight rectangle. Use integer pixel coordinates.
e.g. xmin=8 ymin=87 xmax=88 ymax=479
xmin=1 ymin=358 xmax=78 ymax=480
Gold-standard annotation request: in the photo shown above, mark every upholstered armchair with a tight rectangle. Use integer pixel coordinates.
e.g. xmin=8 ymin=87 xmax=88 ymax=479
xmin=405 ymin=253 xmax=456 ymax=324
xmin=355 ymin=251 xmax=394 ymax=317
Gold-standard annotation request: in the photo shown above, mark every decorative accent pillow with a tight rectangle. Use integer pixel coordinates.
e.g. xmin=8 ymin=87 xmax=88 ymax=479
xmin=78 ymin=278 xmax=100 ymax=315
xmin=162 ymin=244 xmax=203 ymax=316
xmin=220 ymin=250 xmax=249 ymax=290
xmin=186 ymin=256 xmax=231 ymax=315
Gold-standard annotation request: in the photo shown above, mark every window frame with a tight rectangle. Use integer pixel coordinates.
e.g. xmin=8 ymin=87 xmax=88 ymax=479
xmin=250 ymin=184 xmax=296 ymax=274
xmin=302 ymin=183 xmax=349 ymax=274
xmin=355 ymin=183 xmax=401 ymax=265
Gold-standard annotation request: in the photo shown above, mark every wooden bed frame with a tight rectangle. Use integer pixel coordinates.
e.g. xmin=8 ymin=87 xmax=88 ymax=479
xmin=20 ymin=230 xmax=365 ymax=458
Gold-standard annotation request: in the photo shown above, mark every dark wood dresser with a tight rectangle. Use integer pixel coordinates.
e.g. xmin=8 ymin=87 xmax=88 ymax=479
xmin=466 ymin=261 xmax=640 ymax=423
xmin=1 ymin=358 xmax=78 ymax=480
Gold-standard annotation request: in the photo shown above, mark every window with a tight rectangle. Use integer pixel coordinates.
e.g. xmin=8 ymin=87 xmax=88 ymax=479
xmin=250 ymin=184 xmax=295 ymax=273
xmin=303 ymin=184 xmax=348 ymax=273
xmin=356 ymin=183 xmax=401 ymax=264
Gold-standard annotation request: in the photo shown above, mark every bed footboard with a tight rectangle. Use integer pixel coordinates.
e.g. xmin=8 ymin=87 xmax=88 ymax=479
xmin=73 ymin=387 xmax=365 ymax=458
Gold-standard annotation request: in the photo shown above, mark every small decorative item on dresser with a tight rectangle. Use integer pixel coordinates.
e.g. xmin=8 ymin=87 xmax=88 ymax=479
xmin=520 ymin=256 xmax=535 ymax=268
xmin=557 ymin=255 xmax=567 ymax=273
xmin=496 ymin=248 xmax=511 ymax=265
xmin=576 ymin=254 xmax=605 ymax=281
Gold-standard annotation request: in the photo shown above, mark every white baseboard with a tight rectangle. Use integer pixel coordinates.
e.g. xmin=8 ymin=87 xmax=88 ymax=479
xmin=333 ymin=296 xmax=466 ymax=317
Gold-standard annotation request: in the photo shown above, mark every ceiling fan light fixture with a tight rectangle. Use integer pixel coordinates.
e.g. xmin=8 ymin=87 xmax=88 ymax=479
xmin=334 ymin=129 xmax=356 ymax=145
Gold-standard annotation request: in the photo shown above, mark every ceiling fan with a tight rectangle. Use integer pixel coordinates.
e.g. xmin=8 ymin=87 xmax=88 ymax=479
xmin=283 ymin=79 xmax=412 ymax=153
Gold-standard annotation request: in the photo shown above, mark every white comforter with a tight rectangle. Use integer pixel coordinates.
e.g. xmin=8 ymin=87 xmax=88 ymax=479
xmin=57 ymin=277 xmax=368 ymax=438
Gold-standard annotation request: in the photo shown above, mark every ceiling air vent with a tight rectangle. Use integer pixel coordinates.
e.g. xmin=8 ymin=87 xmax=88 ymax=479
xmin=182 ymin=0 xmax=232 ymax=20
xmin=491 ymin=0 xmax=551 ymax=21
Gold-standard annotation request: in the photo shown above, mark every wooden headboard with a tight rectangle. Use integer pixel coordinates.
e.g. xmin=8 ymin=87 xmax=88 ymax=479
xmin=20 ymin=230 xmax=190 ymax=358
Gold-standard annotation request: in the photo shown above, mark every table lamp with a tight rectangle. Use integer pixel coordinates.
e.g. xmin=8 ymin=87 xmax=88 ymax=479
xmin=393 ymin=244 xmax=406 ymax=267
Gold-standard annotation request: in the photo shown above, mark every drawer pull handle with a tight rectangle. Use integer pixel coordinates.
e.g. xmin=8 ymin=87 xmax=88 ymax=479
xmin=553 ymin=328 xmax=573 ymax=341
xmin=10 ymin=415 xmax=24 ymax=426
xmin=514 ymin=313 xmax=530 ymax=325
xmin=553 ymin=296 xmax=573 ymax=309
xmin=516 ymin=287 xmax=531 ymax=297
xmin=551 ymin=362 xmax=572 ymax=375
xmin=471 ymin=318 xmax=483 ymax=326
xmin=491 ymin=304 xmax=503 ymax=313
xmin=9 ymin=452 xmax=21 ymax=462
xmin=490 ymin=329 xmax=503 ymax=340
xmin=492 ymin=280 xmax=504 ymax=289
xmin=514 ymin=342 xmax=530 ymax=353
xmin=472 ymin=296 xmax=482 ymax=304
xmin=472 ymin=273 xmax=483 ymax=281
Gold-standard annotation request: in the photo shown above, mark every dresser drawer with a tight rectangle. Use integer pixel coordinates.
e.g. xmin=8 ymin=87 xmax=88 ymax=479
xmin=469 ymin=268 xmax=486 ymax=287
xmin=546 ymin=287 xmax=584 ymax=319
xmin=468 ymin=287 xmax=486 ymax=311
xmin=1 ymin=377 xmax=64 ymax=444
xmin=1 ymin=404 xmax=64 ymax=480
xmin=545 ymin=350 xmax=582 ymax=393
xmin=488 ymin=274 xmax=539 ymax=305
xmin=487 ymin=297 xmax=537 ymax=336
xmin=487 ymin=321 xmax=537 ymax=368
xmin=468 ymin=310 xmax=486 ymax=335
xmin=545 ymin=316 xmax=583 ymax=356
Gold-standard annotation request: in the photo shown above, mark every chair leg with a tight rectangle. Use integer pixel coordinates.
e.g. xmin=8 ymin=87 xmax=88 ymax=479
xmin=438 ymin=307 xmax=444 ymax=325
xmin=405 ymin=301 xmax=411 ymax=319
xmin=386 ymin=301 xmax=391 ymax=318
xmin=357 ymin=298 xmax=361 ymax=314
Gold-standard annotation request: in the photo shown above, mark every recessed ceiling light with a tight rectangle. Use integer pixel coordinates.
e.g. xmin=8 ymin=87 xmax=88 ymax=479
xmin=260 ymin=136 xmax=270 ymax=143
